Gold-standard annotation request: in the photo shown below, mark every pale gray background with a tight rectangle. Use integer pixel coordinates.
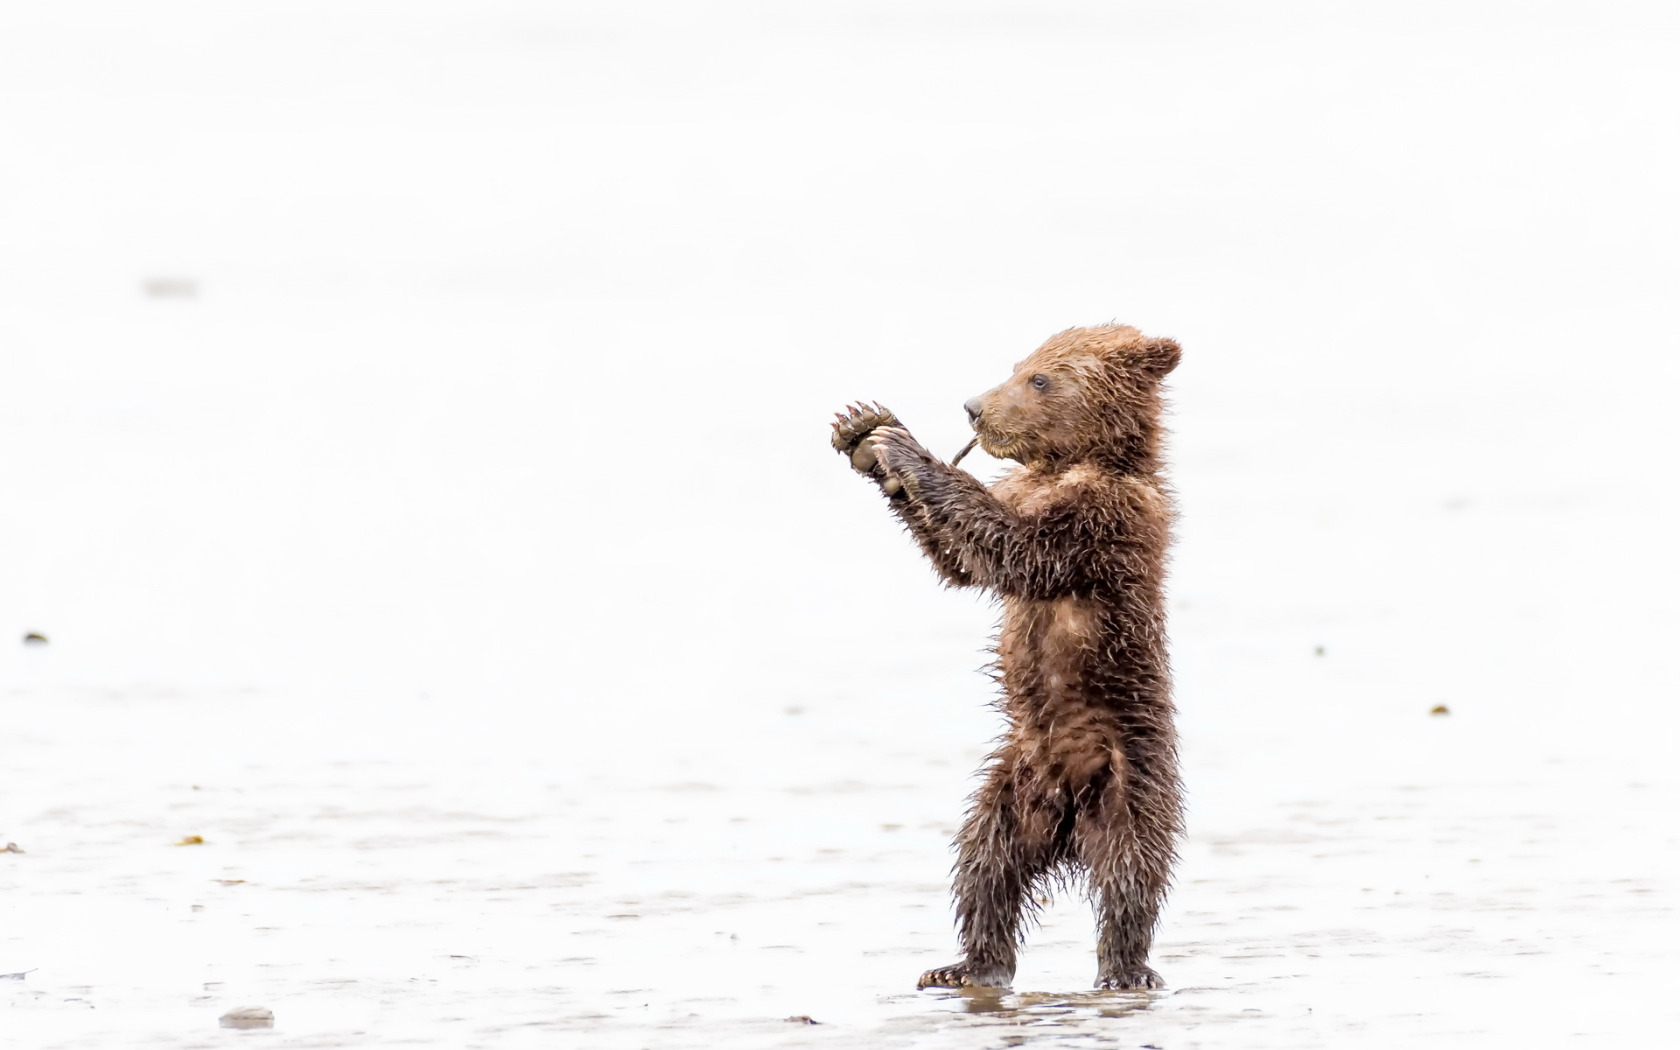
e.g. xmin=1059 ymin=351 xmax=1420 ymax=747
xmin=2 ymin=2 xmax=1676 ymax=1047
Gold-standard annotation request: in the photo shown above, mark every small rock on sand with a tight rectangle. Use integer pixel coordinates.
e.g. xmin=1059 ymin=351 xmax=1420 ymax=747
xmin=219 ymin=1006 xmax=274 ymax=1029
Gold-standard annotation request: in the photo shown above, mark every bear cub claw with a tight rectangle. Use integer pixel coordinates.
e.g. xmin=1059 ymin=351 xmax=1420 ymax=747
xmin=830 ymin=402 xmax=900 ymax=460
xmin=832 ymin=402 xmax=909 ymax=495
xmin=916 ymin=962 xmax=1011 ymax=990
xmin=1095 ymin=966 xmax=1165 ymax=991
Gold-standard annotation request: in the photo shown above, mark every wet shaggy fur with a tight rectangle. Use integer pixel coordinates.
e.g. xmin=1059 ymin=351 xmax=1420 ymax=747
xmin=830 ymin=324 xmax=1183 ymax=992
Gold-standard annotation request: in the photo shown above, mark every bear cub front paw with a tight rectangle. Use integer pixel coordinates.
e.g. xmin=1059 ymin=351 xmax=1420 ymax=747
xmin=832 ymin=402 xmax=908 ymax=495
xmin=832 ymin=402 xmax=901 ymax=468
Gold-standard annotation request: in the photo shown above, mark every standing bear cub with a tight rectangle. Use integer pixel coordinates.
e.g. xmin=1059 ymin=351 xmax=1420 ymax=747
xmin=831 ymin=324 xmax=1183 ymax=992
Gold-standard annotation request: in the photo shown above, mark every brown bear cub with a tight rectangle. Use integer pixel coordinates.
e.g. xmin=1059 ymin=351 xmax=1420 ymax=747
xmin=831 ymin=324 xmax=1183 ymax=992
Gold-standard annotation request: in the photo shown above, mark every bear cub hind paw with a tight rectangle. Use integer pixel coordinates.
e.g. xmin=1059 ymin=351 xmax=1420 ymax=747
xmin=1095 ymin=966 xmax=1164 ymax=991
xmin=916 ymin=962 xmax=1011 ymax=990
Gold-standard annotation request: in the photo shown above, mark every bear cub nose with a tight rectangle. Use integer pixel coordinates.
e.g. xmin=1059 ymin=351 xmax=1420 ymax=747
xmin=964 ymin=397 xmax=984 ymax=426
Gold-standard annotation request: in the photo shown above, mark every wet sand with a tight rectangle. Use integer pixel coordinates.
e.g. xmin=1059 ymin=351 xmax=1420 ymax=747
xmin=4 ymin=622 xmax=1677 ymax=1048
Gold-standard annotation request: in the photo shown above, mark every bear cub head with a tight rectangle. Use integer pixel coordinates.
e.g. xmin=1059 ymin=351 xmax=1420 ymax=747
xmin=963 ymin=324 xmax=1180 ymax=468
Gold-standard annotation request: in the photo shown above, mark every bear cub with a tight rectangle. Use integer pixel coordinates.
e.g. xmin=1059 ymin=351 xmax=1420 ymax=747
xmin=831 ymin=324 xmax=1183 ymax=991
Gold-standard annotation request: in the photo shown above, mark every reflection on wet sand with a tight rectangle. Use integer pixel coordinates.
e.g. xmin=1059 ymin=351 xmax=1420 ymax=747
xmin=873 ymin=986 xmax=1168 ymax=1049
xmin=940 ymin=986 xmax=1161 ymax=1019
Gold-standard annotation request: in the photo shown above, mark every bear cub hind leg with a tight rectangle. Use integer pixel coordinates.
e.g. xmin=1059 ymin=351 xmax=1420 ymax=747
xmin=918 ymin=765 xmax=1063 ymax=991
xmin=1080 ymin=781 xmax=1171 ymax=991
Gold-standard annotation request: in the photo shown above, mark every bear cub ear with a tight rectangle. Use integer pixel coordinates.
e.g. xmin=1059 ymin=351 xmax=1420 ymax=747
xmin=1135 ymin=337 xmax=1181 ymax=379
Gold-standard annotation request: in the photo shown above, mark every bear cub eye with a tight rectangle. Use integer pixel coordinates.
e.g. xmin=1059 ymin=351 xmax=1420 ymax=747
xmin=1029 ymin=373 xmax=1050 ymax=392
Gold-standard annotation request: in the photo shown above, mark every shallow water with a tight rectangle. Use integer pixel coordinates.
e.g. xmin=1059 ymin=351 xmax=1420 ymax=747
xmin=3 ymin=0 xmax=1679 ymax=1046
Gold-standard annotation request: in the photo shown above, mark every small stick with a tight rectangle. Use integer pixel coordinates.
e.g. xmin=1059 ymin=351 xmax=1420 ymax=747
xmin=950 ymin=436 xmax=979 ymax=467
